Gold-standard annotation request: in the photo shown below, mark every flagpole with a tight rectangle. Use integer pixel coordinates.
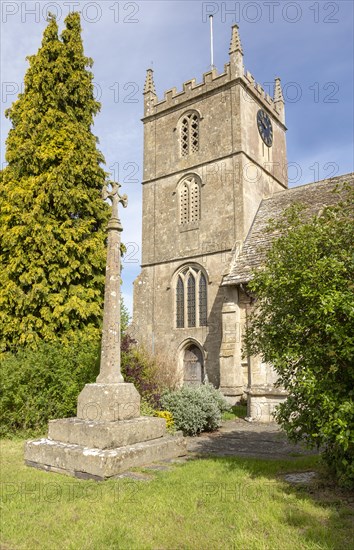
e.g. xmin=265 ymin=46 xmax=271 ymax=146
xmin=209 ymin=15 xmax=214 ymax=69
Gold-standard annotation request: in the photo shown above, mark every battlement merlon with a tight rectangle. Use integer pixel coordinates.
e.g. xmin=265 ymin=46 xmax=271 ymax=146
xmin=142 ymin=26 xmax=286 ymax=128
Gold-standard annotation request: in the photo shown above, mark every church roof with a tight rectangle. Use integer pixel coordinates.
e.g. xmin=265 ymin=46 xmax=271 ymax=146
xmin=223 ymin=172 xmax=354 ymax=286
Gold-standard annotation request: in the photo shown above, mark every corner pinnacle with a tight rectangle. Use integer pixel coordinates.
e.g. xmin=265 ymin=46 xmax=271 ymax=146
xmin=144 ymin=68 xmax=156 ymax=95
xmin=274 ymin=77 xmax=284 ymax=103
xmin=229 ymin=24 xmax=243 ymax=55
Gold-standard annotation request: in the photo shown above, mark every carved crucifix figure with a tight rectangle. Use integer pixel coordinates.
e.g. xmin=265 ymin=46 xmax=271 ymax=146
xmin=96 ymin=182 xmax=128 ymax=384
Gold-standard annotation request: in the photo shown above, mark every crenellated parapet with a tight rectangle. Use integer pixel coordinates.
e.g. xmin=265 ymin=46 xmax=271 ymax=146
xmin=142 ymin=25 xmax=285 ymax=127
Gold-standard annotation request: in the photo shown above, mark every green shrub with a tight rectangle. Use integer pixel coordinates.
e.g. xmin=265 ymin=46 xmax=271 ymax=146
xmin=140 ymin=399 xmax=156 ymax=417
xmin=245 ymin=190 xmax=354 ymax=488
xmin=322 ymin=440 xmax=354 ymax=489
xmin=197 ymin=383 xmax=231 ymax=413
xmin=0 ymin=338 xmax=99 ymax=437
xmin=161 ymin=383 xmax=230 ymax=436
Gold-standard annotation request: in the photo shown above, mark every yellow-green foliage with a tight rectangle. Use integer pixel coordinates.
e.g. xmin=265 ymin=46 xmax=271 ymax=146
xmin=0 ymin=13 xmax=109 ymax=351
xmin=140 ymin=399 xmax=156 ymax=417
xmin=155 ymin=410 xmax=174 ymax=431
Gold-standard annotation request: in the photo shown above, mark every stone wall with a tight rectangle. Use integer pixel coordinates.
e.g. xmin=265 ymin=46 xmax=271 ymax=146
xmin=133 ymin=252 xmax=228 ymax=386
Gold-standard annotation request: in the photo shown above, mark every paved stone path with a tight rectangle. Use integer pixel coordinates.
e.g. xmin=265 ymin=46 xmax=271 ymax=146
xmin=120 ymin=419 xmax=318 ymax=481
xmin=186 ymin=418 xmax=317 ymax=460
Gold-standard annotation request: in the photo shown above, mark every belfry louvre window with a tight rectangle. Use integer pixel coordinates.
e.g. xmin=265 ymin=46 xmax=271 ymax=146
xmin=176 ymin=266 xmax=207 ymax=328
xmin=180 ymin=112 xmax=199 ymax=157
xmin=179 ymin=176 xmax=201 ymax=225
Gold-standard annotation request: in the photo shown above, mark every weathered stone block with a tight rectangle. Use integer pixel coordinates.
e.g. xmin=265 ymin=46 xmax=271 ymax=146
xmin=24 ymin=435 xmax=187 ymax=480
xmin=247 ymin=386 xmax=287 ymax=423
xmin=48 ymin=416 xmax=166 ymax=449
xmin=77 ymin=383 xmax=140 ymax=422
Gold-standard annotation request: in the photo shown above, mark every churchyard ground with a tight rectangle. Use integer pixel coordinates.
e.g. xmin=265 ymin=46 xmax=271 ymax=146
xmin=1 ymin=437 xmax=353 ymax=550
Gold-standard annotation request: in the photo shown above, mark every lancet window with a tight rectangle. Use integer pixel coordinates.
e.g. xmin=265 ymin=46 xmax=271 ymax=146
xmin=176 ymin=266 xmax=208 ymax=328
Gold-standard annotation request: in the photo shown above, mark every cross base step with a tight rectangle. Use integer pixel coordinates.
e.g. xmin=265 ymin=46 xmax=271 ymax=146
xmin=47 ymin=416 xmax=167 ymax=449
xmin=25 ymin=432 xmax=187 ymax=480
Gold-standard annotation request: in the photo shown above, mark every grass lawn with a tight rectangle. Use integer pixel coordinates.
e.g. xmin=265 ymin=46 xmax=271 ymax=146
xmin=222 ymin=404 xmax=247 ymax=421
xmin=1 ymin=438 xmax=353 ymax=550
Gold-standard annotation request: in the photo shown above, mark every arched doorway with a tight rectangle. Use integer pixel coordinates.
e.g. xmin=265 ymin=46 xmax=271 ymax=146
xmin=183 ymin=344 xmax=204 ymax=386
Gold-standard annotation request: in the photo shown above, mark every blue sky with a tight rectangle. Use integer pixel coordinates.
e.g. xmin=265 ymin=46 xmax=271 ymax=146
xmin=1 ymin=0 xmax=353 ymax=314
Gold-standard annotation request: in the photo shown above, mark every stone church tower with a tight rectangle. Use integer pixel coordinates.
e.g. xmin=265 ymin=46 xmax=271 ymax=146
xmin=133 ymin=25 xmax=287 ymax=402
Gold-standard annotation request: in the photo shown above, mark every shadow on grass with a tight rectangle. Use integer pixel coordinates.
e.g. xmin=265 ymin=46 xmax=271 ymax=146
xmin=1 ymin=431 xmax=353 ymax=550
xmin=184 ymin=426 xmax=353 ymax=550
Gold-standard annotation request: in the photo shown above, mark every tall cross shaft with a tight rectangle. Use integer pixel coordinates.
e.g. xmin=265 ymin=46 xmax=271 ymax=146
xmin=96 ymin=182 xmax=128 ymax=384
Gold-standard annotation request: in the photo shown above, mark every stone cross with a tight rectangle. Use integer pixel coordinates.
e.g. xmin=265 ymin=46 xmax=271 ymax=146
xmin=96 ymin=182 xmax=128 ymax=384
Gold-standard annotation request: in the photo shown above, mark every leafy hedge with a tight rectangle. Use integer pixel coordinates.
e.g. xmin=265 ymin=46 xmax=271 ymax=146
xmin=0 ymin=339 xmax=99 ymax=437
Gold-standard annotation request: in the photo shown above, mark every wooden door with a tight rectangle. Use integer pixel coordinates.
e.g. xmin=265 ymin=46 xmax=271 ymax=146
xmin=183 ymin=345 xmax=203 ymax=385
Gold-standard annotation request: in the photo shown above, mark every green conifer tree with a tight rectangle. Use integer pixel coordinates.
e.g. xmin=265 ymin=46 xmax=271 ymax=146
xmin=0 ymin=13 xmax=109 ymax=351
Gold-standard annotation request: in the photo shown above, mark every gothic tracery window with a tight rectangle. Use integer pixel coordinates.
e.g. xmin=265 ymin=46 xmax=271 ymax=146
xmin=179 ymin=175 xmax=201 ymax=225
xmin=175 ymin=266 xmax=208 ymax=328
xmin=180 ymin=112 xmax=199 ymax=157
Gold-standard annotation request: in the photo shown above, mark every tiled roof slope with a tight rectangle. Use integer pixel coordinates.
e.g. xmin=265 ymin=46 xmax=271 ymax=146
xmin=223 ymin=172 xmax=354 ymax=286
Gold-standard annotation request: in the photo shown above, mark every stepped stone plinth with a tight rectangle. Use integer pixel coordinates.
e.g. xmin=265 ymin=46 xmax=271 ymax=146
xmin=48 ymin=414 xmax=166 ymax=449
xmin=25 ymin=383 xmax=186 ymax=480
xmin=25 ymin=433 xmax=186 ymax=480
xmin=24 ymin=182 xmax=186 ymax=479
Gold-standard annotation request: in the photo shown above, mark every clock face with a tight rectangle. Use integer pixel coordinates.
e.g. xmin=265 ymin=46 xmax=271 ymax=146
xmin=257 ymin=109 xmax=273 ymax=147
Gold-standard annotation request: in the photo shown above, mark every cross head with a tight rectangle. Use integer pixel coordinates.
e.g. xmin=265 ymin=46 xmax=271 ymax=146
xmin=102 ymin=182 xmax=128 ymax=219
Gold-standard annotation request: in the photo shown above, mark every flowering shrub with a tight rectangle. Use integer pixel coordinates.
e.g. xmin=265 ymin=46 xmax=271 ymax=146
xmin=155 ymin=410 xmax=175 ymax=431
